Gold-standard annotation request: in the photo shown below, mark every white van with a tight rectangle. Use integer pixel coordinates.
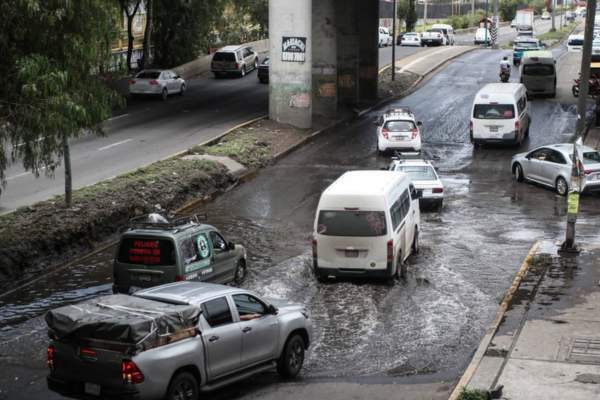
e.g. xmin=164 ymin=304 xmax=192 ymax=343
xmin=470 ymin=83 xmax=530 ymax=146
xmin=567 ymin=34 xmax=584 ymax=52
xmin=431 ymin=23 xmax=455 ymax=45
xmin=379 ymin=27 xmax=392 ymax=47
xmin=312 ymin=171 xmax=421 ymax=281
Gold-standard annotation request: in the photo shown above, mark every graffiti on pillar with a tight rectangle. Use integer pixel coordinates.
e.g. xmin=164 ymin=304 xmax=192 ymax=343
xmin=338 ymin=74 xmax=355 ymax=89
xmin=318 ymin=82 xmax=337 ymax=98
xmin=289 ymin=92 xmax=311 ymax=108
xmin=282 ymin=37 xmax=307 ymax=63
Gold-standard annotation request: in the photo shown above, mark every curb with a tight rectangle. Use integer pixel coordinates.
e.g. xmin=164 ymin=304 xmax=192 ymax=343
xmin=448 ymin=241 xmax=541 ymax=400
xmin=360 ymin=47 xmax=478 ymax=118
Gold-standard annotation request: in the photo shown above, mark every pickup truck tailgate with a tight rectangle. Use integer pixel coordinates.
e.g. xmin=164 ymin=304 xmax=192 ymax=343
xmin=51 ymin=341 xmax=128 ymax=392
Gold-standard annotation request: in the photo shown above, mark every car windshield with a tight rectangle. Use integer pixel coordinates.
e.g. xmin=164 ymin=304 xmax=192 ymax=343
xmin=117 ymin=237 xmax=176 ymax=266
xmin=473 ymin=104 xmax=515 ymax=119
xmin=522 ymin=64 xmax=554 ymax=76
xmin=317 ymin=211 xmax=387 ymax=237
xmin=569 ymin=38 xmax=584 ymax=45
xmin=385 ymin=120 xmax=415 ymax=131
xmin=395 ymin=165 xmax=437 ymax=180
xmin=428 ymin=29 xmax=444 ymax=33
xmin=405 ymin=33 xmax=417 ymax=37
xmin=213 ymin=52 xmax=236 ymax=62
xmin=136 ymin=71 xmax=160 ymax=79
xmin=584 ymin=151 xmax=600 ymax=163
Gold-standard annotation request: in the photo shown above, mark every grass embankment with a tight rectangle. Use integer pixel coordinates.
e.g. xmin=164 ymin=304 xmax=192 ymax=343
xmin=0 ymin=158 xmax=231 ymax=287
xmin=456 ymin=388 xmax=488 ymax=400
xmin=537 ymin=22 xmax=577 ymax=42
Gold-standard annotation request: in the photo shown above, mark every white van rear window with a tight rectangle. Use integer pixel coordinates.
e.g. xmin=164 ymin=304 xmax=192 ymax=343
xmin=317 ymin=211 xmax=387 ymax=237
xmin=473 ymin=104 xmax=514 ymax=119
xmin=522 ymin=64 xmax=554 ymax=76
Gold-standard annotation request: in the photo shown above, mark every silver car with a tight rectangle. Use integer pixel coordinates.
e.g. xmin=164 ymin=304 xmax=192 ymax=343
xmin=511 ymin=143 xmax=600 ymax=196
xmin=47 ymin=282 xmax=312 ymax=400
xmin=211 ymin=45 xmax=259 ymax=78
xmin=129 ymin=69 xmax=186 ymax=100
xmin=389 ymin=157 xmax=444 ymax=210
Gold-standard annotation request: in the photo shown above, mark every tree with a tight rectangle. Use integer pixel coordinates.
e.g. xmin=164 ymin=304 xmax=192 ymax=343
xmin=236 ymin=0 xmax=268 ymax=38
xmin=398 ymin=0 xmax=418 ymax=31
xmin=152 ymin=0 xmax=224 ymax=67
xmin=0 ymin=0 xmax=122 ymax=206
xmin=141 ymin=0 xmax=153 ymax=69
xmin=118 ymin=0 xmax=142 ymax=72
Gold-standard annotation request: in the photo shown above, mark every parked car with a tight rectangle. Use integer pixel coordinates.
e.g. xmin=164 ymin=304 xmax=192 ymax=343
xmin=375 ymin=107 xmax=423 ymax=153
xmin=474 ymin=28 xmax=491 ymax=45
xmin=421 ymin=28 xmax=448 ymax=46
xmin=46 ymin=281 xmax=312 ymax=400
xmin=129 ymin=70 xmax=186 ymax=101
xmin=379 ymin=26 xmax=392 ymax=47
xmin=541 ymin=11 xmax=551 ymax=20
xmin=112 ymin=214 xmax=247 ymax=294
xmin=313 ymin=170 xmax=421 ymax=281
xmin=512 ymin=143 xmax=600 ymax=196
xmin=258 ymin=57 xmax=270 ymax=84
xmin=389 ymin=156 xmax=444 ymax=210
xmin=211 ymin=45 xmax=259 ymax=78
xmin=401 ymin=32 xmax=422 ymax=46
xmin=565 ymin=11 xmax=576 ymax=22
xmin=470 ymin=83 xmax=530 ymax=146
xmin=568 ymin=34 xmax=584 ymax=52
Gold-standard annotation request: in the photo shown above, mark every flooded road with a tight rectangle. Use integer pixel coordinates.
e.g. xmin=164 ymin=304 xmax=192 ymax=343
xmin=2 ymin=46 xmax=600 ymax=399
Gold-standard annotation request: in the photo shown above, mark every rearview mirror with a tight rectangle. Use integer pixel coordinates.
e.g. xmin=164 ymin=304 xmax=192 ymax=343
xmin=417 ymin=121 xmax=423 ymax=127
xmin=268 ymin=304 xmax=278 ymax=315
xmin=228 ymin=241 xmax=235 ymax=251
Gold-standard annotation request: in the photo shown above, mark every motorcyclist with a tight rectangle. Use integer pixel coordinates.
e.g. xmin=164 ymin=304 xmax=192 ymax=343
xmin=500 ymin=56 xmax=511 ymax=75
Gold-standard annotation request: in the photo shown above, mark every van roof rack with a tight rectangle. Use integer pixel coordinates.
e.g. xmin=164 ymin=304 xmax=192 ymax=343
xmin=129 ymin=213 xmax=207 ymax=232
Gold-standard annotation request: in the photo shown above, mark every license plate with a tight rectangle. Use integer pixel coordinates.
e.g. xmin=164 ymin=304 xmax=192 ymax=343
xmin=345 ymin=250 xmax=359 ymax=258
xmin=393 ymin=135 xmax=408 ymax=140
xmin=489 ymin=126 xmax=498 ymax=133
xmin=138 ymin=274 xmax=152 ymax=282
xmin=84 ymin=382 xmax=101 ymax=396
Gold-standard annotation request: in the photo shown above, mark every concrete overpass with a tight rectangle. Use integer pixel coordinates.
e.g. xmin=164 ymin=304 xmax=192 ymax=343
xmin=269 ymin=0 xmax=380 ymax=128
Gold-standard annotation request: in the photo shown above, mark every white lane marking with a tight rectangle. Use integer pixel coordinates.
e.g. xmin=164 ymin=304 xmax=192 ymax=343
xmin=98 ymin=138 xmax=133 ymax=151
xmin=398 ymin=47 xmax=456 ymax=73
xmin=107 ymin=113 xmax=129 ymax=122
xmin=6 ymin=172 xmax=30 ymax=181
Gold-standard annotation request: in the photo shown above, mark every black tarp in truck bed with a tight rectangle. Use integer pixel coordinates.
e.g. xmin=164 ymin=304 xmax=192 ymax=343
xmin=45 ymin=294 xmax=201 ymax=346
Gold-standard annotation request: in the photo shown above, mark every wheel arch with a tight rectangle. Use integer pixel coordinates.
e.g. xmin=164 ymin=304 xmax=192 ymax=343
xmin=165 ymin=365 xmax=203 ymax=397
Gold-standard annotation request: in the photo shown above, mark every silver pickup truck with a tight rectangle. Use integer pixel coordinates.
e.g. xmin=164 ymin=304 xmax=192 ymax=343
xmin=46 ymin=282 xmax=312 ymax=400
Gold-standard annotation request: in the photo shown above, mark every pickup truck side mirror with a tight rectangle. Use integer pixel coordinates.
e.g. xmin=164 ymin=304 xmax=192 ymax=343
xmin=417 ymin=121 xmax=423 ymax=127
xmin=267 ymin=304 xmax=278 ymax=315
xmin=228 ymin=241 xmax=235 ymax=251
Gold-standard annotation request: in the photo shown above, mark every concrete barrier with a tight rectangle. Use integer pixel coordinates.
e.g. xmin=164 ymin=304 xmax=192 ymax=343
xmin=173 ymin=39 xmax=269 ymax=80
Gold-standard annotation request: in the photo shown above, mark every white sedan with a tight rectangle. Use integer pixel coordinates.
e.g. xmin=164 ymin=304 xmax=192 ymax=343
xmin=389 ymin=158 xmax=444 ymax=210
xmin=129 ymin=69 xmax=186 ymax=101
xmin=401 ymin=32 xmax=422 ymax=47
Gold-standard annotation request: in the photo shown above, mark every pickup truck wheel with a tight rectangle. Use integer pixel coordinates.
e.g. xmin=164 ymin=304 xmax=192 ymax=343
xmin=234 ymin=260 xmax=247 ymax=284
xmin=166 ymin=372 xmax=199 ymax=400
xmin=277 ymin=334 xmax=305 ymax=379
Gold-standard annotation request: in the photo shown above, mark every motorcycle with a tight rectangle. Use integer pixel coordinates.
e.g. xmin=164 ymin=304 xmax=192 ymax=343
xmin=499 ymin=69 xmax=510 ymax=83
xmin=572 ymin=75 xmax=600 ymax=97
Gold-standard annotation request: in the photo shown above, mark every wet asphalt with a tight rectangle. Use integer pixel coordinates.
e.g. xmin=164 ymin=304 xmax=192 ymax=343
xmin=1 ymin=44 xmax=600 ymax=399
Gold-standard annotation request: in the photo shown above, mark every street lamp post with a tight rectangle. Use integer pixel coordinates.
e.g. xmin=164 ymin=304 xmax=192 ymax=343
xmin=562 ymin=0 xmax=597 ymax=252
xmin=392 ymin=0 xmax=397 ymax=81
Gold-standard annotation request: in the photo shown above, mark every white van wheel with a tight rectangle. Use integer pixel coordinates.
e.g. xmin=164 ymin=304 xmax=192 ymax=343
xmin=398 ymin=254 xmax=407 ymax=279
xmin=412 ymin=229 xmax=419 ymax=255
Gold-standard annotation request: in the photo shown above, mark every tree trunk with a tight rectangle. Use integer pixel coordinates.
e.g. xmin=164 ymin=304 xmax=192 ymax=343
xmin=141 ymin=0 xmax=153 ymax=69
xmin=63 ymin=132 xmax=72 ymax=208
xmin=127 ymin=15 xmax=135 ymax=71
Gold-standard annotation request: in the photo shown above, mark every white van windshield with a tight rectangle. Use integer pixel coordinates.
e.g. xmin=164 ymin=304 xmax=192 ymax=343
xmin=317 ymin=211 xmax=387 ymax=237
xmin=473 ymin=104 xmax=515 ymax=119
xmin=522 ymin=64 xmax=554 ymax=76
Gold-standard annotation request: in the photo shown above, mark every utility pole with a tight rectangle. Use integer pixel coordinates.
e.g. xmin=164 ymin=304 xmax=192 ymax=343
xmin=551 ymin=0 xmax=556 ymax=31
xmin=492 ymin=0 xmax=499 ymax=48
xmin=392 ymin=0 xmax=397 ymax=81
xmin=563 ymin=0 xmax=596 ymax=252
xmin=424 ymin=0 xmax=428 ymax=26
xmin=484 ymin=0 xmax=488 ymax=47
xmin=472 ymin=0 xmax=475 ymax=16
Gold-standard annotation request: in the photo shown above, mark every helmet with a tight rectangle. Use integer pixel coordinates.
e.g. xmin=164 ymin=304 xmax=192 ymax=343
xmin=503 ymin=56 xmax=508 ymax=60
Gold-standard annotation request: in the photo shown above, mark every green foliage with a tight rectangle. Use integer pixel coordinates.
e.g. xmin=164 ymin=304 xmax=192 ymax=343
xmin=398 ymin=0 xmax=417 ymax=31
xmin=456 ymin=387 xmax=489 ymax=400
xmin=152 ymin=0 xmax=224 ymax=67
xmin=444 ymin=11 xmax=487 ymax=30
xmin=499 ymin=0 xmax=534 ymax=22
xmin=0 ymin=0 xmax=122 ymax=196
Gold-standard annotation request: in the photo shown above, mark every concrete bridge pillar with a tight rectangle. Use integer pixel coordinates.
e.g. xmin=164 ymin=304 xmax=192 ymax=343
xmin=268 ymin=0 xmax=312 ymax=129
xmin=312 ymin=0 xmax=337 ymax=118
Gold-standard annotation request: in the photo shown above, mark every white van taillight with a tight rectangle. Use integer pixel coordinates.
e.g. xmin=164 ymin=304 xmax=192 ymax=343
xmin=122 ymin=360 xmax=144 ymax=384
xmin=411 ymin=128 xmax=418 ymax=139
xmin=382 ymin=128 xmax=390 ymax=139
xmin=47 ymin=345 xmax=55 ymax=370
xmin=433 ymin=187 xmax=444 ymax=193
xmin=515 ymin=120 xmax=521 ymax=131
xmin=386 ymin=239 xmax=394 ymax=269
xmin=312 ymin=239 xmax=318 ymax=259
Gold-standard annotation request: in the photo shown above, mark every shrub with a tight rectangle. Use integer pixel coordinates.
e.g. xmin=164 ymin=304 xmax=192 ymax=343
xmin=457 ymin=387 xmax=489 ymax=400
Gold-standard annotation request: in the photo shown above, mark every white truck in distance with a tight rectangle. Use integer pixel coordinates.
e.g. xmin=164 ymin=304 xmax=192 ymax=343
xmin=515 ymin=9 xmax=534 ymax=36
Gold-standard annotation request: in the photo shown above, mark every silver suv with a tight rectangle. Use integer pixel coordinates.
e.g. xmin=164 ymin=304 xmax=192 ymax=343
xmin=46 ymin=282 xmax=312 ymax=400
xmin=211 ymin=45 xmax=259 ymax=78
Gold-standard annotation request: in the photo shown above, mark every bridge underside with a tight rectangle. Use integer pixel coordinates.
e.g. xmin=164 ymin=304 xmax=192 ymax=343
xmin=269 ymin=0 xmax=379 ymax=128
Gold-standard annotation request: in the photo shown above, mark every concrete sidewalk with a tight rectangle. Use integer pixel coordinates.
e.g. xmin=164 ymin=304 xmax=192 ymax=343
xmin=451 ymin=240 xmax=600 ymax=399
xmin=391 ymin=45 xmax=477 ymax=76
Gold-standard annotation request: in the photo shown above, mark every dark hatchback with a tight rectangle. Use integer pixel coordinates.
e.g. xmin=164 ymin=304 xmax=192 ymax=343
xmin=258 ymin=57 xmax=270 ymax=84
